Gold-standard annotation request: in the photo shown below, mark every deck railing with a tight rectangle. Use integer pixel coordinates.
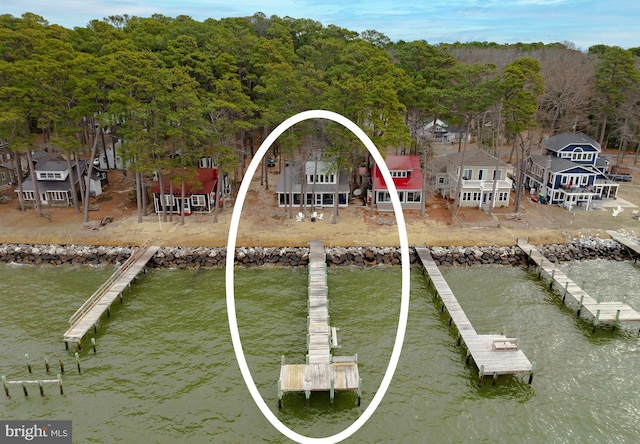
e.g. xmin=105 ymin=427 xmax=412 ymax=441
xmin=68 ymin=239 xmax=151 ymax=327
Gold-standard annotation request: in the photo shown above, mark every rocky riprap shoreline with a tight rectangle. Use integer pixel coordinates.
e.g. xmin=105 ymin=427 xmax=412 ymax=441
xmin=0 ymin=237 xmax=636 ymax=268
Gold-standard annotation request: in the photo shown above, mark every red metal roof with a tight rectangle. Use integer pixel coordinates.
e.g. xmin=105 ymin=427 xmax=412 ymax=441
xmin=150 ymin=168 xmax=218 ymax=195
xmin=372 ymin=155 xmax=423 ymax=191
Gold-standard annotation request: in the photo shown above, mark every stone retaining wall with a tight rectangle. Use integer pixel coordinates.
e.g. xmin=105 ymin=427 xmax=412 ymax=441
xmin=0 ymin=237 xmax=636 ymax=268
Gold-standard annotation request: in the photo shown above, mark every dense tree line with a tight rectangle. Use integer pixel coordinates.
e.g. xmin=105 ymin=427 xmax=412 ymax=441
xmin=1 ymin=12 xmax=638 ymax=222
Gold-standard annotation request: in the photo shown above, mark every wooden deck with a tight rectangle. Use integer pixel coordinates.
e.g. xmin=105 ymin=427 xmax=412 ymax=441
xmin=606 ymin=230 xmax=640 ymax=258
xmin=278 ymin=240 xmax=361 ymax=406
xmin=63 ymin=242 xmax=160 ymax=347
xmin=517 ymin=239 xmax=640 ymax=331
xmin=415 ymin=247 xmax=534 ymax=383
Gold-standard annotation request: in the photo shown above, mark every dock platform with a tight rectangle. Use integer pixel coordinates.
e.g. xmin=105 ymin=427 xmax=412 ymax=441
xmin=278 ymin=240 xmax=361 ymax=407
xmin=606 ymin=230 xmax=640 ymax=259
xmin=63 ymin=241 xmax=160 ymax=348
xmin=517 ymin=238 xmax=640 ymax=331
xmin=415 ymin=247 xmax=533 ymax=384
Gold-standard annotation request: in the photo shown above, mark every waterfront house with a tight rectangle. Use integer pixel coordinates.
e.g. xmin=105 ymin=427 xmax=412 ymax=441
xmin=523 ymin=132 xmax=619 ymax=210
xmin=276 ymin=160 xmax=349 ymax=209
xmin=150 ymin=168 xmax=224 ymax=215
xmin=370 ymin=155 xmax=423 ymax=211
xmin=14 ymin=160 xmax=106 ymax=206
xmin=436 ymin=148 xmax=514 ymax=209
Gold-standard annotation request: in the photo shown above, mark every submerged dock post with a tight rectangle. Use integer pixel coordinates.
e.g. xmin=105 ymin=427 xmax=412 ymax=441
xmin=528 ymin=362 xmax=536 ymax=384
xmin=330 ymin=378 xmax=335 ymax=406
xmin=577 ymin=295 xmax=584 ymax=317
xmin=58 ymin=374 xmax=64 ymax=395
xmin=58 ymin=357 xmax=64 ymax=374
xmin=613 ymin=310 xmax=621 ymax=331
xmin=357 ymin=378 xmax=362 ymax=406
xmin=593 ymin=310 xmax=600 ymax=332
xmin=2 ymin=375 xmax=9 ymax=397
xmin=75 ymin=353 xmax=81 ymax=373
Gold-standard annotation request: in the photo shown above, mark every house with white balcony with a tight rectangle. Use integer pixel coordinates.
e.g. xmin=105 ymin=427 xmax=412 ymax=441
xmin=436 ymin=148 xmax=514 ymax=208
xmin=523 ymin=132 xmax=619 ymax=210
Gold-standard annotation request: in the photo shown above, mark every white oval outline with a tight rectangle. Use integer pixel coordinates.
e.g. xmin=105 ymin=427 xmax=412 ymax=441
xmin=226 ymin=110 xmax=410 ymax=444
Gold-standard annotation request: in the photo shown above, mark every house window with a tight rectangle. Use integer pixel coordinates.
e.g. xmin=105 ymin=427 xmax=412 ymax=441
xmin=581 ymin=176 xmax=588 ymax=185
xmin=472 ymin=192 xmax=481 ymax=201
xmin=463 ymin=169 xmax=472 ymax=180
xmin=561 ymin=176 xmax=568 ymax=185
xmin=478 ymin=169 xmax=487 ymax=180
xmin=378 ymin=191 xmax=392 ymax=202
xmin=22 ymin=191 xmax=34 ymax=200
xmin=462 ymin=192 xmax=472 ymax=201
xmin=391 ymin=170 xmax=408 ymax=178
xmin=438 ymin=177 xmax=445 ymax=184
xmin=49 ymin=191 xmax=66 ymax=201
xmin=493 ymin=169 xmax=502 ymax=180
xmin=499 ymin=192 xmax=508 ymax=201
xmin=191 ymin=195 xmax=206 ymax=206
xmin=0 ymin=171 xmax=5 ymax=181
xmin=164 ymin=194 xmax=174 ymax=206
xmin=406 ymin=191 xmax=421 ymax=203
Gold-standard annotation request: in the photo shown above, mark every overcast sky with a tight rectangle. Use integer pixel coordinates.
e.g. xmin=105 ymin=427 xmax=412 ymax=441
xmin=4 ymin=0 xmax=639 ymax=51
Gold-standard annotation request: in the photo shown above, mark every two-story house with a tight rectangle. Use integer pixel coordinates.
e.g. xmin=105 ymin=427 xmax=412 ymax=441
xmin=523 ymin=132 xmax=619 ymax=210
xmin=435 ymin=148 xmax=514 ymax=209
xmin=15 ymin=160 xmax=106 ymax=206
xmin=276 ymin=160 xmax=349 ymax=209
xmin=369 ymin=155 xmax=423 ymax=211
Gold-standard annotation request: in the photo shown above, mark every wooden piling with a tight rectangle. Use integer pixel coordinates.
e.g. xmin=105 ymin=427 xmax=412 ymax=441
xmin=91 ymin=338 xmax=97 ymax=354
xmin=58 ymin=374 xmax=64 ymax=395
xmin=58 ymin=357 xmax=64 ymax=374
xmin=25 ymin=353 xmax=32 ymax=374
xmin=22 ymin=382 xmax=28 ymax=397
xmin=577 ymin=295 xmax=584 ymax=317
xmin=613 ymin=310 xmax=621 ymax=331
xmin=2 ymin=375 xmax=9 ymax=397
xmin=75 ymin=352 xmax=81 ymax=373
xmin=593 ymin=309 xmax=600 ymax=332
xmin=45 ymin=358 xmax=50 ymax=373
xmin=528 ymin=362 xmax=536 ymax=384
xmin=39 ymin=380 xmax=44 ymax=396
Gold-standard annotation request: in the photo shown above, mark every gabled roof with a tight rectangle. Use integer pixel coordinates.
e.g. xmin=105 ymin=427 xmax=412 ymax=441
xmin=372 ymin=155 xmax=423 ymax=191
xmin=149 ymin=168 xmax=218 ymax=195
xmin=17 ymin=160 xmax=87 ymax=192
xmin=542 ymin=132 xmax=600 ymax=153
xmin=446 ymin=148 xmax=509 ymax=169
xmin=529 ymin=154 xmax=596 ymax=175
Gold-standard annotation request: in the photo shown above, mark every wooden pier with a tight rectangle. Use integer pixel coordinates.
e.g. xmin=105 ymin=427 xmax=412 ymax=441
xmin=606 ymin=230 xmax=640 ymax=259
xmin=414 ymin=247 xmax=534 ymax=384
xmin=278 ymin=240 xmax=361 ymax=407
xmin=63 ymin=241 xmax=160 ymax=348
xmin=517 ymin=239 xmax=640 ymax=331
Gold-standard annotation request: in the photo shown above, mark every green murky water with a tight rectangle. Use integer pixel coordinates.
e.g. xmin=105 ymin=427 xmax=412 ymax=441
xmin=1 ymin=261 xmax=639 ymax=442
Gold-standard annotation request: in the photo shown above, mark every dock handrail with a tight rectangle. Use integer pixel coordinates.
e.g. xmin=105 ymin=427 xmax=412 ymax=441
xmin=68 ymin=240 xmax=152 ymax=326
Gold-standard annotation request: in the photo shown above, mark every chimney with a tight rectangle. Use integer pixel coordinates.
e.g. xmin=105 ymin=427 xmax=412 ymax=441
xmin=545 ymin=155 xmax=552 ymax=170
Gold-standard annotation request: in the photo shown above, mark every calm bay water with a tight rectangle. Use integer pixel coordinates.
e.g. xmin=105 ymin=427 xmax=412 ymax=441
xmin=1 ymin=261 xmax=639 ymax=443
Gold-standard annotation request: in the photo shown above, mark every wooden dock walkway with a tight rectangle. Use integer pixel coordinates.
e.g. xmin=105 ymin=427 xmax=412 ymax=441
xmin=606 ymin=230 xmax=640 ymax=259
xmin=414 ymin=247 xmax=534 ymax=384
xmin=517 ymin=239 xmax=640 ymax=331
xmin=63 ymin=241 xmax=160 ymax=348
xmin=278 ymin=240 xmax=361 ymax=407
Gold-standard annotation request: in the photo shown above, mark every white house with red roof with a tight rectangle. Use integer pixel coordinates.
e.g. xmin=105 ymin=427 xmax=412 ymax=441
xmin=150 ymin=168 xmax=223 ymax=215
xmin=370 ymin=155 xmax=423 ymax=211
